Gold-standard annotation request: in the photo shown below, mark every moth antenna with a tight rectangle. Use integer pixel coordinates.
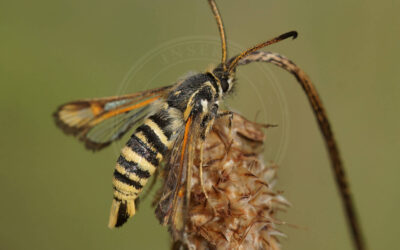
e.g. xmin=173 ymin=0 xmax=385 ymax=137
xmin=208 ymin=0 xmax=228 ymax=69
xmin=228 ymin=31 xmax=298 ymax=73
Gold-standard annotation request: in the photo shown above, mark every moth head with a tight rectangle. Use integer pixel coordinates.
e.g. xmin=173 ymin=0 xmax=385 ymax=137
xmin=212 ymin=66 xmax=235 ymax=94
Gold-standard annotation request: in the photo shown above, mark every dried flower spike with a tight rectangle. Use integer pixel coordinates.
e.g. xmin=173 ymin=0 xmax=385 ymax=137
xmin=164 ymin=113 xmax=290 ymax=250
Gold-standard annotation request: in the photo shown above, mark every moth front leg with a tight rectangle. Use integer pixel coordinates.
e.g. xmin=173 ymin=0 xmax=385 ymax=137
xmin=217 ymin=110 xmax=234 ymax=131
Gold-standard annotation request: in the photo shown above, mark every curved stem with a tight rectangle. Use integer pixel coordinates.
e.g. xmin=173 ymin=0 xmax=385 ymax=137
xmin=235 ymin=51 xmax=365 ymax=250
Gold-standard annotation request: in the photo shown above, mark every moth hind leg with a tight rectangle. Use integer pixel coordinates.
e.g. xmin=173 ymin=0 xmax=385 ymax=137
xmin=198 ymin=116 xmax=217 ymax=213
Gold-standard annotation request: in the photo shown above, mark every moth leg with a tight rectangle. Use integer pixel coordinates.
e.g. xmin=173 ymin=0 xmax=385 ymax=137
xmin=217 ymin=110 xmax=233 ymax=126
xmin=185 ymin=133 xmax=195 ymax=212
xmin=199 ymin=117 xmax=215 ymax=211
xmin=217 ymin=110 xmax=234 ymax=136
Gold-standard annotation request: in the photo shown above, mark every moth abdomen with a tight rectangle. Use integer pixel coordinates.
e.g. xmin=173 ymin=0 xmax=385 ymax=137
xmin=108 ymin=106 xmax=178 ymax=228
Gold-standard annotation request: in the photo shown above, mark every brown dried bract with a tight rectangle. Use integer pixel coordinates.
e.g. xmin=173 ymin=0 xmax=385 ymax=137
xmin=162 ymin=113 xmax=289 ymax=250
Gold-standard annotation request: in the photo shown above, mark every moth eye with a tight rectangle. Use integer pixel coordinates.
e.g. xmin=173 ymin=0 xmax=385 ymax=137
xmin=221 ymin=79 xmax=229 ymax=92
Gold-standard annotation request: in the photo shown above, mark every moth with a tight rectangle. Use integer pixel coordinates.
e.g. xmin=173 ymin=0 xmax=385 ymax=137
xmin=53 ymin=1 xmax=364 ymax=249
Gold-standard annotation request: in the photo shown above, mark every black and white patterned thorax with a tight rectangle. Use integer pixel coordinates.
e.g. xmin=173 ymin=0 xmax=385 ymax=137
xmin=166 ymin=68 xmax=235 ymax=122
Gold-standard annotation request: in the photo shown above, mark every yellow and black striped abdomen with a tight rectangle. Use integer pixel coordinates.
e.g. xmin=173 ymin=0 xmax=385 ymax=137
xmin=108 ymin=108 xmax=176 ymax=228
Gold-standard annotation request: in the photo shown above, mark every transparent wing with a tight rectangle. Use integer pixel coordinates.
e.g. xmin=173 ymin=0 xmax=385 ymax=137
xmin=53 ymin=85 xmax=173 ymax=150
xmin=83 ymin=105 xmax=149 ymax=150
xmin=155 ymin=116 xmax=202 ymax=237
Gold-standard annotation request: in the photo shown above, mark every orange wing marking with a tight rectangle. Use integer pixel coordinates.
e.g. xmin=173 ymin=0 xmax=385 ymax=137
xmin=90 ymin=103 xmax=103 ymax=116
xmin=180 ymin=116 xmax=193 ymax=167
xmin=169 ymin=116 xmax=193 ymax=221
xmin=87 ymin=95 xmax=161 ymax=127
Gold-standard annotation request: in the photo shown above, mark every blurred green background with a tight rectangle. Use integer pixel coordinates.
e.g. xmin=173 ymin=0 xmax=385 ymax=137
xmin=1 ymin=0 xmax=399 ymax=249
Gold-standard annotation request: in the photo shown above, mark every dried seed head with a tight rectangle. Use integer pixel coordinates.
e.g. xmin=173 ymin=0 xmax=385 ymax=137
xmin=158 ymin=113 xmax=290 ymax=249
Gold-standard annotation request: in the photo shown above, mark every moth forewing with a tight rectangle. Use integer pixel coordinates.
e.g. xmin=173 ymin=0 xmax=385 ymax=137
xmin=53 ymin=85 xmax=172 ymax=150
xmin=155 ymin=115 xmax=204 ymax=238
